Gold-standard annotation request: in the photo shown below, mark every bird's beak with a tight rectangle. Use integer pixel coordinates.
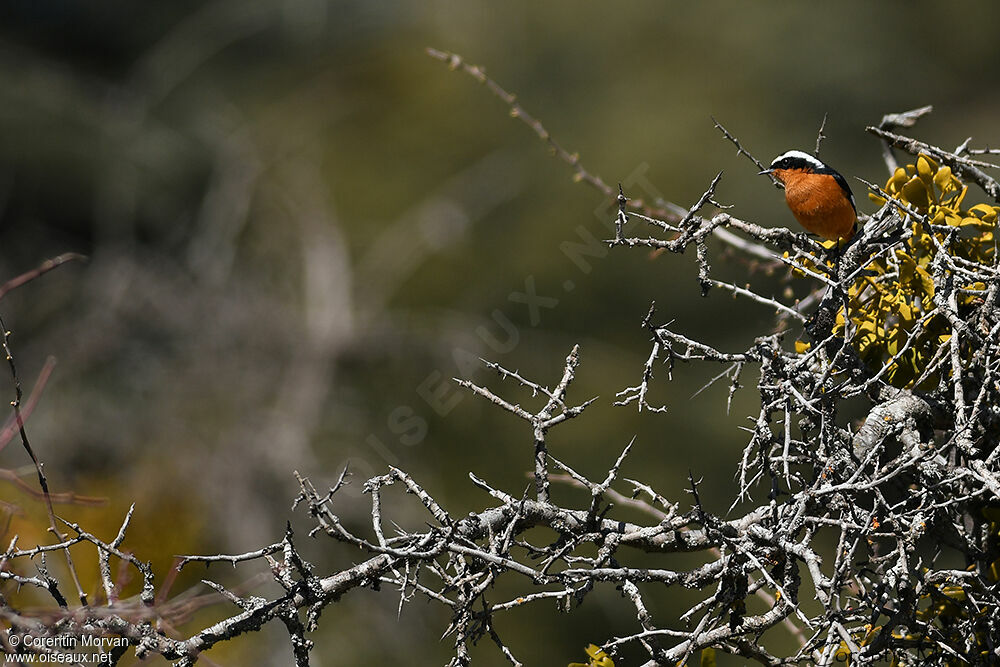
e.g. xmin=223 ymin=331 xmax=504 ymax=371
xmin=758 ymin=168 xmax=774 ymax=176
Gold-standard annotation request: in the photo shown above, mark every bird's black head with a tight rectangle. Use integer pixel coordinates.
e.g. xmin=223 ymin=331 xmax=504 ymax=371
xmin=759 ymin=150 xmax=826 ymax=175
xmin=760 ymin=149 xmax=857 ymax=215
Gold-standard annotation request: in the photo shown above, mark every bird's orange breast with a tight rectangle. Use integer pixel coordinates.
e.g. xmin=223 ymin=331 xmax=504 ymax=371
xmin=776 ymin=169 xmax=856 ymax=241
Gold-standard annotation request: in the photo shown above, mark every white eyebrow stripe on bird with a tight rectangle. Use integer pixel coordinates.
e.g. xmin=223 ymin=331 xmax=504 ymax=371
xmin=771 ymin=150 xmax=825 ymax=170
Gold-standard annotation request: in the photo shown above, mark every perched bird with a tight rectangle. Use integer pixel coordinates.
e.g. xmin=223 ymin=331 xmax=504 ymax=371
xmin=760 ymin=150 xmax=857 ymax=241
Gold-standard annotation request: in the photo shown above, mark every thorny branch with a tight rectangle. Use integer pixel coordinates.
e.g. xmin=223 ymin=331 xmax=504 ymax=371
xmin=3 ymin=76 xmax=1000 ymax=667
xmin=425 ymin=47 xmax=681 ymax=222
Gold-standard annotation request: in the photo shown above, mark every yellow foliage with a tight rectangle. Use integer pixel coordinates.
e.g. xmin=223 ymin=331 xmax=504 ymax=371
xmin=569 ymin=644 xmax=615 ymax=667
xmin=813 ymin=154 xmax=999 ymax=388
xmin=835 ymin=640 xmax=853 ymax=662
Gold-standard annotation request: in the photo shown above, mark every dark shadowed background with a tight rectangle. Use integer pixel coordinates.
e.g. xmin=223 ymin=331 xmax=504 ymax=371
xmin=1 ymin=2 xmax=998 ymax=664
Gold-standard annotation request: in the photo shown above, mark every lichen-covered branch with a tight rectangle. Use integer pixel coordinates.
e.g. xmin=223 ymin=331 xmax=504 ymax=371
xmin=4 ymin=95 xmax=1000 ymax=667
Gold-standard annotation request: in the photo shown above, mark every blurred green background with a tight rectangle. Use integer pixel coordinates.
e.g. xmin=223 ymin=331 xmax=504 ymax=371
xmin=1 ymin=2 xmax=999 ymax=664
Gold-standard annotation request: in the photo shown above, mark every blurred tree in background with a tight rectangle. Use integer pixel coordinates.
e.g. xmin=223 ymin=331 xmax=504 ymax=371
xmin=1 ymin=2 xmax=1000 ymax=664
